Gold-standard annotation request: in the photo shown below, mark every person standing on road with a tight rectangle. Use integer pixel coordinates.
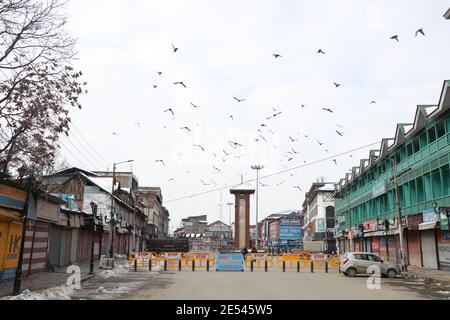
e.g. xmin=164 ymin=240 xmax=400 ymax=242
xmin=242 ymin=247 xmax=248 ymax=259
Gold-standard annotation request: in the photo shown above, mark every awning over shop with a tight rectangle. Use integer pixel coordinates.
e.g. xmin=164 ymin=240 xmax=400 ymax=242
xmin=419 ymin=221 xmax=438 ymax=231
xmin=0 ymin=207 xmax=22 ymax=222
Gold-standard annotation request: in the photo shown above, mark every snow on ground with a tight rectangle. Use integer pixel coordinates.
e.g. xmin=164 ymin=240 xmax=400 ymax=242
xmin=1 ymin=286 xmax=73 ymax=300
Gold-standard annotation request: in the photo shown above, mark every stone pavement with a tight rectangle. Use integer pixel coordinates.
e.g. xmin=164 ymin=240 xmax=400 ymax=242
xmin=0 ymin=260 xmax=100 ymax=299
xmin=404 ymin=265 xmax=450 ymax=286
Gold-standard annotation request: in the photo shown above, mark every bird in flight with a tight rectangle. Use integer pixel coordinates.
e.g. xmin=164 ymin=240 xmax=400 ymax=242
xmin=261 ymin=124 xmax=267 ymax=127
xmin=273 ymin=53 xmax=282 ymax=58
xmin=370 ymin=101 xmax=377 ymax=104
xmin=333 ymin=82 xmax=341 ymax=88
xmin=174 ymin=81 xmax=186 ymax=88
xmin=289 ymin=136 xmax=298 ymax=142
xmin=292 ymin=148 xmax=299 ymax=154
xmin=155 ymin=160 xmax=165 ymax=166
xmin=317 ymin=49 xmax=326 ymax=54
xmin=390 ymin=35 xmax=399 ymax=42
xmin=230 ymin=115 xmax=234 ymax=120
xmin=164 ymin=108 xmax=175 ymax=116
xmin=223 ymin=150 xmax=231 ymax=156
xmin=259 ymin=134 xmax=268 ymax=142
xmin=322 ymin=108 xmax=334 ymax=113
xmin=294 ymin=186 xmax=302 ymax=191
xmin=168 ymin=178 xmax=175 ymax=182
xmin=300 ymin=104 xmax=306 ymax=108
xmin=317 ymin=140 xmax=324 ymax=146
xmin=229 ymin=141 xmax=243 ymax=147
xmin=193 ymin=144 xmax=205 ymax=151
xmin=172 ymin=43 xmax=179 ymax=52
xmin=288 ymin=157 xmax=293 ymax=162
xmin=267 ymin=111 xmax=283 ymax=120
xmin=191 ymin=102 xmax=200 ymax=108
xmin=153 ymin=85 xmax=158 ymax=89
xmin=333 ymin=159 xmax=337 ymax=165
xmin=111 ymin=132 xmax=118 ymax=136
xmin=157 ymin=71 xmax=163 ymax=75
xmin=335 ymin=130 xmax=344 ymax=136
xmin=233 ymin=97 xmax=245 ymax=102
xmin=213 ymin=166 xmax=222 ymax=172
xmin=180 ymin=127 xmax=191 ymax=132
xmin=259 ymin=182 xmax=269 ymax=187
xmin=201 ymin=180 xmax=210 ymax=186
xmin=415 ymin=28 xmax=425 ymax=37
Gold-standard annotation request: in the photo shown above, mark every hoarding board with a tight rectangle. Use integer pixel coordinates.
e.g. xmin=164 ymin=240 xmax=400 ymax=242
xmin=0 ymin=183 xmax=27 ymax=211
xmin=279 ymin=224 xmax=302 ymax=241
xmin=216 ymin=253 xmax=244 ymax=271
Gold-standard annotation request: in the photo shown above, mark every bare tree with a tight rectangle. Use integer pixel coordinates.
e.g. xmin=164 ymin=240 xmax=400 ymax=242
xmin=0 ymin=0 xmax=85 ymax=177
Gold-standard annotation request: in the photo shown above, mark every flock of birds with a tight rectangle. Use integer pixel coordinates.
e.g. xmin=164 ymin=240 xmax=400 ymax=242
xmin=109 ymin=27 xmax=428 ymax=194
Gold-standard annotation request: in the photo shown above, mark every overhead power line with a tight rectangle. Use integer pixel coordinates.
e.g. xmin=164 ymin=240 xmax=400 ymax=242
xmin=164 ymin=141 xmax=381 ymax=203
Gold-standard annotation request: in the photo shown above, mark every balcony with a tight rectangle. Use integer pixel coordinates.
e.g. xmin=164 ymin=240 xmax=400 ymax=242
xmin=336 ymin=132 xmax=450 ymax=212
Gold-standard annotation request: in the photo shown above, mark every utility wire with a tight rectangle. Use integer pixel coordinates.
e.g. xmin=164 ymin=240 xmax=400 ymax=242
xmin=62 ymin=135 xmax=102 ymax=171
xmin=70 ymin=122 xmax=110 ymax=166
xmin=67 ymin=128 xmax=108 ymax=169
xmin=165 ymin=141 xmax=381 ymax=203
xmin=59 ymin=140 xmax=91 ymax=169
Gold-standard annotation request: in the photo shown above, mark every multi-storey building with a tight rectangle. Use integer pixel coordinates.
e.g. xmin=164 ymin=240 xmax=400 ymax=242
xmin=302 ymin=182 xmax=337 ymax=253
xmin=334 ymin=80 xmax=450 ymax=271
xmin=136 ymin=187 xmax=170 ymax=239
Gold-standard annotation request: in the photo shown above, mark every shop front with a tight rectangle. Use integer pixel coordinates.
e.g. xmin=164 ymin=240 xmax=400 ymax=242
xmin=0 ymin=182 xmax=27 ymax=282
xmin=403 ymin=213 xmax=423 ymax=268
xmin=419 ymin=208 xmax=439 ymax=269
xmin=438 ymin=207 xmax=450 ymax=270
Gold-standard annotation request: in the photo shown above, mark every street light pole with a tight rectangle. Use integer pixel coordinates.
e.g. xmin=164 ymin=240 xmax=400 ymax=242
xmin=251 ymin=165 xmax=264 ymax=250
xmin=110 ymin=160 xmax=134 ymax=260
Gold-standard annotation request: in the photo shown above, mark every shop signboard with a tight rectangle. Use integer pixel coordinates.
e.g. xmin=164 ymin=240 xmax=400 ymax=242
xmin=216 ymin=253 xmax=244 ymax=271
xmin=439 ymin=207 xmax=449 ymax=231
xmin=279 ymin=224 xmax=302 ymax=241
xmin=316 ymin=219 xmax=325 ymax=233
xmin=404 ymin=214 xmax=423 ymax=229
xmin=422 ymin=208 xmax=439 ymax=223
xmin=0 ymin=183 xmax=27 ymax=211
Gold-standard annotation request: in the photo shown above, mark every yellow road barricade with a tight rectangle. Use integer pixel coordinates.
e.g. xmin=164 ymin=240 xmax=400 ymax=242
xmin=245 ymin=253 xmax=273 ymax=272
xmin=186 ymin=252 xmax=215 ymax=271
xmin=159 ymin=252 xmax=187 ymax=271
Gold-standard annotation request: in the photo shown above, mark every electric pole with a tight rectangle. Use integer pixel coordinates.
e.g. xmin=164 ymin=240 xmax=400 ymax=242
xmin=251 ymin=165 xmax=264 ymax=250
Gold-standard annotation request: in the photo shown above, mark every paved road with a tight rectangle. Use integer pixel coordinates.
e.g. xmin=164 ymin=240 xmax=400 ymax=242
xmin=70 ymin=267 xmax=450 ymax=300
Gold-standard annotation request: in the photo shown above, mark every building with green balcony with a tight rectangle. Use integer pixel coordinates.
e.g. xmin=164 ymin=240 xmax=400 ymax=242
xmin=334 ymin=80 xmax=450 ymax=271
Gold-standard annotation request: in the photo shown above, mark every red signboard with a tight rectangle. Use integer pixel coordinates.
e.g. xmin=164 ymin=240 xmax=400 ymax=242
xmin=406 ymin=214 xmax=423 ymax=229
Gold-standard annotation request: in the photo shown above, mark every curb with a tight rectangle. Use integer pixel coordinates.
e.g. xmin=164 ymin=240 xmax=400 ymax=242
xmin=403 ymin=272 xmax=450 ymax=287
xmin=81 ymin=275 xmax=95 ymax=283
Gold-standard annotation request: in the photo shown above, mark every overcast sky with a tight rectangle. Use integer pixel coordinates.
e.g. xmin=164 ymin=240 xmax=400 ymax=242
xmin=61 ymin=0 xmax=450 ymax=231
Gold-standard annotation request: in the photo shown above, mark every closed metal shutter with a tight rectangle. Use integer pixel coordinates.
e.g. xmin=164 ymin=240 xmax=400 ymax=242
xmin=421 ymin=230 xmax=438 ymax=269
xmin=48 ymin=226 xmax=62 ymax=268
xmin=407 ymin=230 xmax=422 ymax=267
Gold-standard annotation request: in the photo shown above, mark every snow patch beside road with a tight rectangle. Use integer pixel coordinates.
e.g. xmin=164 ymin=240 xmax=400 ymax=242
xmin=1 ymin=286 xmax=73 ymax=300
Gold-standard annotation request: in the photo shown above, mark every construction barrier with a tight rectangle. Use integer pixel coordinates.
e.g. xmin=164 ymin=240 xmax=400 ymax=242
xmin=186 ymin=252 xmax=216 ymax=272
xmin=245 ymin=253 xmax=274 ymax=272
xmin=128 ymin=252 xmax=159 ymax=270
xmin=125 ymin=251 xmax=341 ymax=273
xmin=159 ymin=252 xmax=187 ymax=271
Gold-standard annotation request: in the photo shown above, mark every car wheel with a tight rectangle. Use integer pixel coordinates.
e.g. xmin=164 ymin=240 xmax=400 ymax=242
xmin=346 ymin=268 xmax=357 ymax=277
xmin=386 ymin=269 xmax=397 ymax=278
